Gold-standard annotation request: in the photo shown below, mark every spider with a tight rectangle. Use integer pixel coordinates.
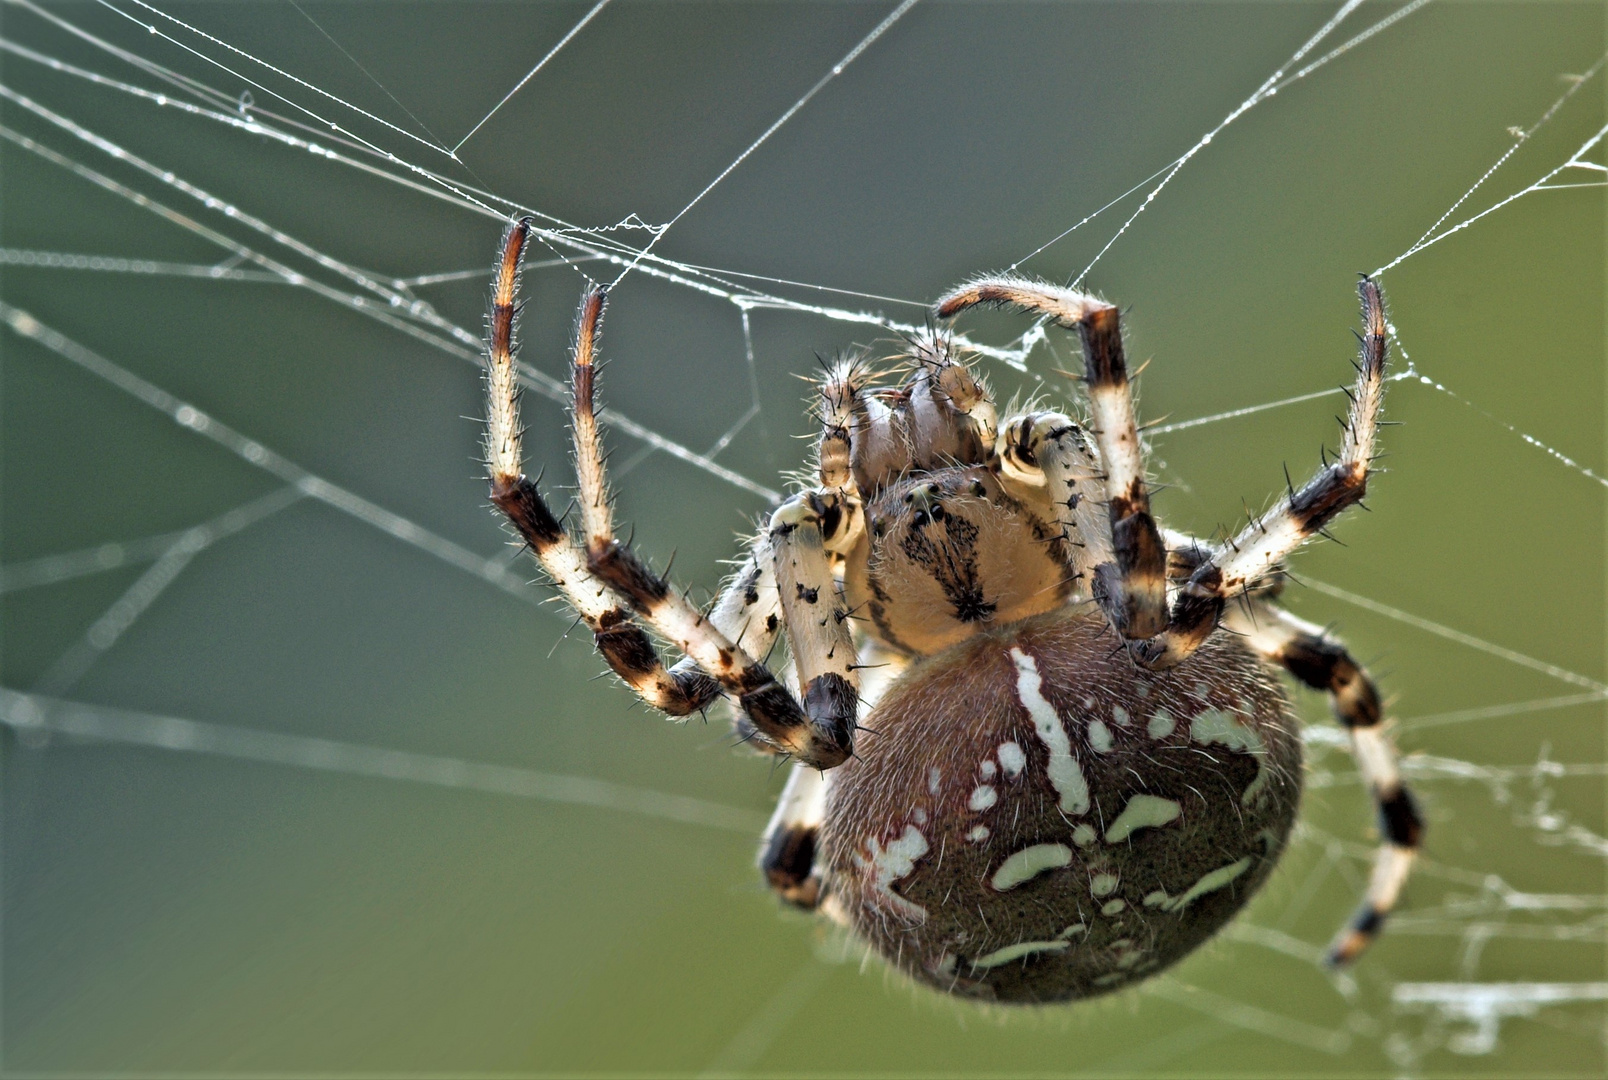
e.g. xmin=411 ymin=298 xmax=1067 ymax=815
xmin=480 ymin=217 xmax=1422 ymax=1003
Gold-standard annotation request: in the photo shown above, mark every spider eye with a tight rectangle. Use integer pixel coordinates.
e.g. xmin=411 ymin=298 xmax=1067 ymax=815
xmin=970 ymin=480 xmax=987 ymax=498
xmin=911 ymin=510 xmax=929 ymax=528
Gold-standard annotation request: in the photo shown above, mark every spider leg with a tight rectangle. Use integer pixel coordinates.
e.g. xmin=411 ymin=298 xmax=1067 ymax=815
xmin=995 ymin=409 xmax=1113 ymax=585
xmin=758 ymin=643 xmax=909 ymax=912
xmin=666 ymin=525 xmax=783 ymax=662
xmin=1223 ymin=600 xmax=1422 ymax=967
xmin=937 ymin=278 xmax=1169 ymax=639
xmin=771 ymin=492 xmax=861 ymax=752
xmin=1133 ymin=277 xmax=1390 ymax=669
xmin=485 ymin=219 xmax=849 ymax=768
xmin=485 ymin=219 xmax=716 ymax=714
xmin=760 ymin=763 xmax=829 ymax=909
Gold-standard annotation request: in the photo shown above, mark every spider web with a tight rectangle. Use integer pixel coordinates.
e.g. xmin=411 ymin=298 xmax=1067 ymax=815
xmin=0 ymin=1 xmax=1602 ymax=1075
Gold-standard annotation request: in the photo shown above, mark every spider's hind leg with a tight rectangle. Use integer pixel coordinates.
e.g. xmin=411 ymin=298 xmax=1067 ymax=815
xmin=760 ymin=764 xmax=829 ymax=910
xmin=1224 ymin=599 xmax=1423 ymax=967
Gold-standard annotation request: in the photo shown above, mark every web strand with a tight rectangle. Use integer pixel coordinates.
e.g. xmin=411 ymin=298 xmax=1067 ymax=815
xmin=451 ymin=0 xmax=612 ymax=156
xmin=3 ymin=2 xmax=1605 ymax=1065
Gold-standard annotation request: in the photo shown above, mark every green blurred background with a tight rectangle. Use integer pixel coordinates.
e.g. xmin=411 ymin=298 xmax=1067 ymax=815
xmin=1 ymin=1 xmax=1603 ymax=1075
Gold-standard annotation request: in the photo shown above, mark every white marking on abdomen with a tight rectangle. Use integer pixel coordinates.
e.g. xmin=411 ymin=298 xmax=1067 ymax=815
xmin=1009 ymin=648 xmax=1089 ymax=815
xmin=1103 ymin=794 xmax=1183 ymax=843
xmin=969 ymin=939 xmax=1069 ymax=969
xmin=856 ymin=824 xmax=930 ymax=921
xmin=1088 ymin=719 xmax=1113 ymax=753
xmin=1143 ymin=856 xmax=1252 ymax=912
xmin=1090 ymin=872 xmax=1119 ymax=897
xmin=1190 ymin=709 xmax=1270 ymax=804
xmin=969 ymin=784 xmax=998 ymax=811
xmin=1147 ymin=707 xmax=1175 ymax=740
xmin=967 ymin=824 xmax=990 ymax=843
xmin=991 ymin=843 xmax=1074 ymax=891
xmin=997 ymin=741 xmax=1025 ymax=778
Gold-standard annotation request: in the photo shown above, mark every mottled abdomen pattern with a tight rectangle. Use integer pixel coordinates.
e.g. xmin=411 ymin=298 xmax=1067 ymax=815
xmin=820 ymin=609 xmax=1301 ymax=1003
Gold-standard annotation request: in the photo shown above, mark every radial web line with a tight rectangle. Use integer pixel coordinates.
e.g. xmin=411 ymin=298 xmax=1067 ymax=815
xmin=1149 ymin=371 xmax=1417 ymax=435
xmin=80 ymin=0 xmax=514 ymax=221
xmin=0 ymin=104 xmax=782 ymax=501
xmin=0 ymin=18 xmax=1035 ymax=368
xmin=0 ymin=66 xmax=1036 ymax=387
xmin=3 ymin=3 xmax=504 ymax=221
xmin=95 ymin=0 xmax=455 ymax=159
xmin=0 ymin=247 xmax=287 ymax=283
xmin=1299 ymin=576 xmax=1606 ymax=693
xmin=1068 ymin=0 xmax=1377 ymax=286
xmin=1276 ymin=0 xmax=1435 ymax=90
xmin=1399 ymin=692 xmax=1608 ymax=734
xmin=1407 ymin=369 xmax=1608 ymax=491
xmin=1145 ymin=978 xmax=1351 ymax=1055
xmin=1402 ymin=53 xmax=1605 ymax=261
xmin=451 ymin=0 xmax=611 ymax=155
xmin=609 ymin=0 xmax=921 ymax=288
xmin=30 ymin=489 xmax=299 ymax=696
xmin=1015 ymin=0 xmax=1435 ymax=271
xmin=285 ymin=0 xmax=448 ymax=151
xmin=0 ymin=303 xmax=553 ymax=608
xmin=1 ymin=488 xmax=304 ymax=594
xmin=1374 ymin=119 xmax=1608 ymax=276
xmin=0 ymin=688 xmax=765 ymax=833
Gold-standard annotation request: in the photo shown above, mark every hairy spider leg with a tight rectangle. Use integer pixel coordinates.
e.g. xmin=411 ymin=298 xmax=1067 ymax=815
xmin=484 ymin=218 xmax=718 ymax=714
xmin=1133 ymin=276 xmax=1391 ymax=669
xmin=667 ymin=532 xmax=784 ymax=695
xmin=936 ymin=279 xmax=1170 ymax=640
xmin=771 ymin=494 xmax=861 ymax=760
xmin=760 ymin=762 xmax=830 ymax=909
xmin=1223 ymin=600 xmax=1423 ymax=966
xmin=484 ymin=218 xmax=849 ymax=767
xmin=995 ymin=410 xmax=1113 ymax=589
xmin=758 ymin=640 xmax=911 ymax=910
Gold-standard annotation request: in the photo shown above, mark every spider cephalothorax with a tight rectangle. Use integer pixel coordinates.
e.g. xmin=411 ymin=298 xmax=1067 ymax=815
xmin=480 ymin=218 xmax=1422 ymax=1003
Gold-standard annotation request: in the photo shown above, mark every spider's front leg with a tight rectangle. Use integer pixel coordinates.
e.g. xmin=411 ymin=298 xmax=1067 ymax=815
xmin=993 ymin=410 xmax=1113 ymax=588
xmin=1134 ymin=276 xmax=1391 ymax=669
xmin=1224 ymin=600 xmax=1423 ymax=966
xmin=484 ymin=218 xmax=849 ymax=768
xmin=485 ymin=220 xmax=717 ymax=714
xmin=938 ymin=279 xmax=1169 ymax=639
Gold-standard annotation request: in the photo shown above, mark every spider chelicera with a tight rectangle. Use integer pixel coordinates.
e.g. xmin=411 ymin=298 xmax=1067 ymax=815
xmin=479 ymin=217 xmax=1421 ymax=1003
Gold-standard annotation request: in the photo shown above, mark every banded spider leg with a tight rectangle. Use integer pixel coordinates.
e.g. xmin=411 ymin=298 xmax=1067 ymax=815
xmin=1224 ymin=600 xmax=1423 ymax=966
xmin=483 ymin=217 xmax=853 ymax=768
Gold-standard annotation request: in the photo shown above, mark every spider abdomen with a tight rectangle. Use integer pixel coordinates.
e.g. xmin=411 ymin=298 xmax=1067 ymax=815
xmin=820 ymin=609 xmax=1301 ymax=1003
